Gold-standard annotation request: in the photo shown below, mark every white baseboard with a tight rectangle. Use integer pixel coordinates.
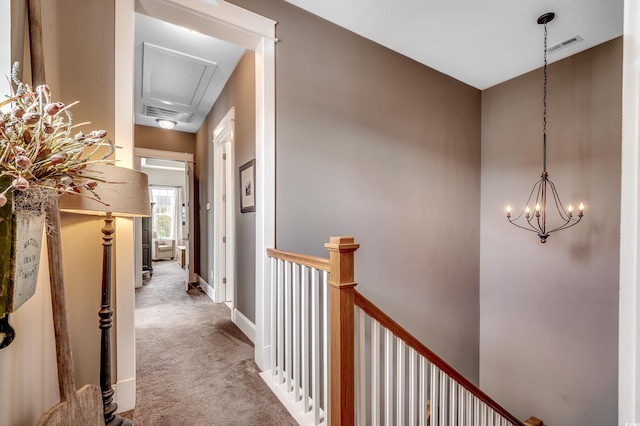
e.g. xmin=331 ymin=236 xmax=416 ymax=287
xmin=114 ymin=378 xmax=136 ymax=413
xmin=233 ymin=308 xmax=255 ymax=343
xmin=260 ymin=371 xmax=325 ymax=426
xmin=196 ymin=274 xmax=215 ymax=302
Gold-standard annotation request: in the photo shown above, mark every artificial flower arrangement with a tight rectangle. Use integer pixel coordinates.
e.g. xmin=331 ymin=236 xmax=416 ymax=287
xmin=0 ymin=62 xmax=114 ymax=211
xmin=0 ymin=63 xmax=115 ymax=320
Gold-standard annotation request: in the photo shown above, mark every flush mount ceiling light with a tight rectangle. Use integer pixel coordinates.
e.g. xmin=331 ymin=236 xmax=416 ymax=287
xmin=506 ymin=12 xmax=584 ymax=243
xmin=156 ymin=118 xmax=177 ymax=130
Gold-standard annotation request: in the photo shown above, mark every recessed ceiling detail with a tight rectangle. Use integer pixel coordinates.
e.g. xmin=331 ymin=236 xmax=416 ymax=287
xmin=142 ymin=42 xmax=217 ymax=109
xmin=134 ymin=11 xmax=247 ymax=133
xmin=143 ymin=104 xmax=193 ymax=123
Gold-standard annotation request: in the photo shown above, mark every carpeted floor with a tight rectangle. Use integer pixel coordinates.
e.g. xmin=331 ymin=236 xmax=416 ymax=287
xmin=120 ymin=260 xmax=297 ymax=426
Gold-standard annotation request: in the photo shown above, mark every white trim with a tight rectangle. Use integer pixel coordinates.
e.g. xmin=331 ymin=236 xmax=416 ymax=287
xmin=135 ymin=147 xmax=195 ymax=163
xmin=113 ymin=379 xmax=136 ymax=415
xmin=119 ymin=2 xmax=276 ymax=412
xmin=260 ymin=371 xmax=326 ymax=426
xmin=619 ymin=1 xmax=640 ymax=423
xmin=114 ymin=0 xmax=137 ymax=413
xmin=254 ymin=36 xmax=277 ymax=371
xmin=213 ymin=108 xmax=236 ymax=305
xmin=233 ymin=308 xmax=256 ymax=343
xmin=197 ymin=274 xmax=216 ymax=302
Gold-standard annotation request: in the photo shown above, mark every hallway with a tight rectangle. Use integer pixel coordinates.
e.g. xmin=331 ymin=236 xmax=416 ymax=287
xmin=122 ymin=260 xmax=296 ymax=425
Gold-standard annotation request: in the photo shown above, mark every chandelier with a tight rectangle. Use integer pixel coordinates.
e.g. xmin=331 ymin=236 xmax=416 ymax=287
xmin=506 ymin=12 xmax=584 ymax=243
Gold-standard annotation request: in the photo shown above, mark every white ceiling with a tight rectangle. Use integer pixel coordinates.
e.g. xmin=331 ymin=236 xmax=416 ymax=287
xmin=134 ymin=0 xmax=624 ymax=133
xmin=134 ymin=10 xmax=246 ymax=133
xmin=284 ymin=0 xmax=624 ymax=90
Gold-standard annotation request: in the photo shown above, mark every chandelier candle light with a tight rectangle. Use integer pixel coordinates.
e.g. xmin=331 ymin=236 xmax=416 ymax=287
xmin=506 ymin=12 xmax=584 ymax=243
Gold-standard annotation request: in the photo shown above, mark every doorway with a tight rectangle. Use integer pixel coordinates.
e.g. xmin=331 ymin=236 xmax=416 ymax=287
xmin=115 ymin=2 xmax=276 ymax=411
xmin=135 ymin=148 xmax=196 ymax=286
xmin=212 ymin=108 xmax=236 ymax=307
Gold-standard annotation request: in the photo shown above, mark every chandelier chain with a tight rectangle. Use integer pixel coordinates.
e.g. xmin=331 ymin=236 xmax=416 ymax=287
xmin=543 ymin=20 xmax=548 ymax=173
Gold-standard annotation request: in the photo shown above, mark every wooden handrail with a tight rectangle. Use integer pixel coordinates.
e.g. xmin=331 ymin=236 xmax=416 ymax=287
xmin=354 ymin=290 xmax=525 ymax=426
xmin=266 ymin=248 xmax=330 ymax=272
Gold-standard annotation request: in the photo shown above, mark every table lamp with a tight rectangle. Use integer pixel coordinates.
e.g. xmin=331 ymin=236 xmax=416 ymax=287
xmin=60 ymin=163 xmax=150 ymax=425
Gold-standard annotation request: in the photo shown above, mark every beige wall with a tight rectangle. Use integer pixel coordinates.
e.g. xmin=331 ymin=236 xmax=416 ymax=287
xmin=480 ymin=38 xmax=622 ymax=425
xmin=229 ymin=0 xmax=483 ymax=382
xmin=135 ymin=125 xmax=196 ymax=154
xmin=1 ymin=0 xmax=116 ymax=424
xmin=196 ymin=50 xmax=256 ymax=320
xmin=0 ymin=2 xmax=61 ymax=425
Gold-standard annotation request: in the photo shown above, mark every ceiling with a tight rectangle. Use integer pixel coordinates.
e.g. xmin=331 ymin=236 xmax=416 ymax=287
xmin=134 ymin=0 xmax=624 ymax=133
xmin=134 ymin=9 xmax=246 ymax=133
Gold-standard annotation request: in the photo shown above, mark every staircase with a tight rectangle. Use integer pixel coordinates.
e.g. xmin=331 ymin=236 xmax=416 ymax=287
xmin=262 ymin=236 xmax=543 ymax=426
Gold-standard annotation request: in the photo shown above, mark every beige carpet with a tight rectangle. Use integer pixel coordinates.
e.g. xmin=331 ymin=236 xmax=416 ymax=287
xmin=121 ymin=260 xmax=297 ymax=426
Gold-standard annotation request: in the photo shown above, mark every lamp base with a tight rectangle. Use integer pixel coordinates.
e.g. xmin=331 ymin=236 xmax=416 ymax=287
xmin=107 ymin=414 xmax=134 ymax=426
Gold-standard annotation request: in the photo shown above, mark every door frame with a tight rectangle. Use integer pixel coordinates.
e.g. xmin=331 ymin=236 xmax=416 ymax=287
xmin=212 ymin=107 xmax=236 ymax=306
xmin=116 ymin=0 xmax=276 ymax=411
xmin=135 ymin=148 xmax=196 ymax=283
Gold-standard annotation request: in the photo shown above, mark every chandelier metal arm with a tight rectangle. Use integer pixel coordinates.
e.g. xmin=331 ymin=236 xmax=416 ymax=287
xmin=504 ymin=12 xmax=584 ymax=243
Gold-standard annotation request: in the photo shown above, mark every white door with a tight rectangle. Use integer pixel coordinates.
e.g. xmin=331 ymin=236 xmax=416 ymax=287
xmin=212 ymin=108 xmax=236 ymax=305
xmin=183 ymin=159 xmax=196 ymax=284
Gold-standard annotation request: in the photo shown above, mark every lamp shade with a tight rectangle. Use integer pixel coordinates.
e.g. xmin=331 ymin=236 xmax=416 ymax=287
xmin=59 ymin=163 xmax=151 ymax=217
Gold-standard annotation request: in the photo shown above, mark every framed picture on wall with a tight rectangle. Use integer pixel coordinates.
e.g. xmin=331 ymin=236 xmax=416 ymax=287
xmin=239 ymin=159 xmax=256 ymax=213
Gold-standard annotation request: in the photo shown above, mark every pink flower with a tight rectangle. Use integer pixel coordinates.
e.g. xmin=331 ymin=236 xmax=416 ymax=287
xmin=0 ymin=193 xmax=7 ymax=207
xmin=13 ymin=146 xmax=26 ymax=156
xmin=74 ymin=132 xmax=86 ymax=141
xmin=22 ymin=113 xmax=40 ymax=124
xmin=89 ymin=130 xmax=107 ymax=139
xmin=50 ymin=154 xmax=66 ymax=165
xmin=85 ymin=180 xmax=98 ymax=190
xmin=11 ymin=106 xmax=24 ymax=119
xmin=42 ymin=122 xmax=54 ymax=134
xmin=15 ymin=155 xmax=32 ymax=169
xmin=12 ymin=176 xmax=29 ymax=191
xmin=44 ymin=102 xmax=65 ymax=116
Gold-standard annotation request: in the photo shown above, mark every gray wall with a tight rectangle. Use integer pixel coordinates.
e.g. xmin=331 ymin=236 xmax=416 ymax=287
xmin=229 ymin=0 xmax=482 ymax=382
xmin=479 ymin=38 xmax=622 ymax=425
xmin=196 ymin=51 xmax=257 ymax=321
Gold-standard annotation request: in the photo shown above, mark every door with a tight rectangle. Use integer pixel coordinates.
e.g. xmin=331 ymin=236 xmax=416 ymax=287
xmin=212 ymin=108 xmax=236 ymax=305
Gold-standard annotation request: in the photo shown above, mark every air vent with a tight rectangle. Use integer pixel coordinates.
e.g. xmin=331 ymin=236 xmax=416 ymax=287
xmin=143 ymin=104 xmax=193 ymax=123
xmin=548 ymin=35 xmax=583 ymax=54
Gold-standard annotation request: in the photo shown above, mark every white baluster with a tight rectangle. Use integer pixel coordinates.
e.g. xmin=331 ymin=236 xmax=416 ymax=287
xmin=439 ymin=370 xmax=447 ymax=425
xmin=277 ymin=259 xmax=284 ymax=384
xmin=430 ymin=364 xmax=439 ymax=426
xmin=385 ymin=328 xmax=393 ymax=425
xmin=449 ymin=378 xmax=456 ymax=426
xmin=409 ymin=348 xmax=417 ymax=426
xmin=293 ymin=264 xmax=301 ymax=402
xmin=311 ymin=268 xmax=320 ymax=424
xmin=355 ymin=307 xmax=366 ymax=425
xmin=419 ymin=357 xmax=427 ymax=426
xmin=301 ymin=266 xmax=310 ymax=412
xmin=371 ymin=319 xmax=380 ymax=426
xmin=285 ymin=261 xmax=292 ymax=392
xmin=396 ymin=339 xmax=405 ymax=426
xmin=474 ymin=397 xmax=480 ymax=425
xmin=322 ymin=270 xmax=330 ymax=423
xmin=270 ymin=257 xmax=277 ymax=377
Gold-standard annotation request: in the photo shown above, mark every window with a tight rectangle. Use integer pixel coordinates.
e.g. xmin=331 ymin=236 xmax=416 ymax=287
xmin=151 ymin=187 xmax=176 ymax=239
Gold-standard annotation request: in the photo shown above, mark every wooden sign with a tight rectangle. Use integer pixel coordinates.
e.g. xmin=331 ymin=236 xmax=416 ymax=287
xmin=0 ymin=177 xmax=45 ymax=317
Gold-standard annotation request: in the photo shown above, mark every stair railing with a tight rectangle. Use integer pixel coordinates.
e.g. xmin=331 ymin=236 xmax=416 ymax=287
xmin=265 ymin=236 xmax=542 ymax=426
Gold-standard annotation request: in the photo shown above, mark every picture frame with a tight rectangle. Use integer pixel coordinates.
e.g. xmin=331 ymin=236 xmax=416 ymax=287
xmin=239 ymin=159 xmax=256 ymax=213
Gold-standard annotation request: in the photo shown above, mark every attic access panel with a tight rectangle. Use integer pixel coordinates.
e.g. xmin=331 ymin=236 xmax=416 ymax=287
xmin=142 ymin=42 xmax=218 ymax=109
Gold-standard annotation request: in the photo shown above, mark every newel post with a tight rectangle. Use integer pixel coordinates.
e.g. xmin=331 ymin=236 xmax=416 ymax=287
xmin=325 ymin=236 xmax=360 ymax=426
